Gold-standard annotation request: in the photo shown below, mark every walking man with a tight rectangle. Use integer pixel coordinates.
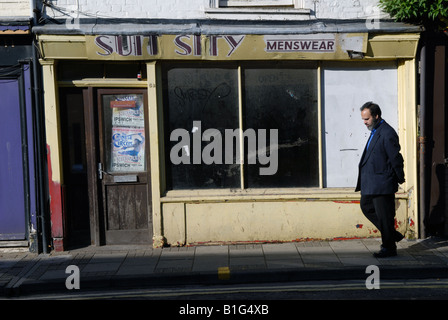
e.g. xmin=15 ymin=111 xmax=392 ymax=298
xmin=355 ymin=102 xmax=405 ymax=258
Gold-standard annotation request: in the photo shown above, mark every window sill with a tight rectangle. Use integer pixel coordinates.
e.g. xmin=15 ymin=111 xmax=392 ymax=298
xmin=205 ymin=7 xmax=311 ymax=15
xmin=161 ymin=188 xmax=409 ymax=203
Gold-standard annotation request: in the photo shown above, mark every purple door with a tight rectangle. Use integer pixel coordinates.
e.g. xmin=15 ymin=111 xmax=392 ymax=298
xmin=0 ymin=78 xmax=26 ymax=240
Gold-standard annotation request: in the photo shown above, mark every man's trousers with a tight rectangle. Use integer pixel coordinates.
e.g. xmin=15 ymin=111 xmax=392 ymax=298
xmin=360 ymin=194 xmax=398 ymax=250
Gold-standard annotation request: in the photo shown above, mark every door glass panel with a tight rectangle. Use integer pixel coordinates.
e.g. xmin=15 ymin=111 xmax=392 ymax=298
xmin=102 ymin=94 xmax=146 ymax=173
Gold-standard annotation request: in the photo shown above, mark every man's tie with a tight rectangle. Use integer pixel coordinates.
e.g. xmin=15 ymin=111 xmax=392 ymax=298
xmin=366 ymin=131 xmax=374 ymax=150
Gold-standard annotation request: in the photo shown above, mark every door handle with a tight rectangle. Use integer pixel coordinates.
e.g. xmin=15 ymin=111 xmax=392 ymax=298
xmin=98 ymin=163 xmax=111 ymax=180
xmin=98 ymin=163 xmax=112 ymax=179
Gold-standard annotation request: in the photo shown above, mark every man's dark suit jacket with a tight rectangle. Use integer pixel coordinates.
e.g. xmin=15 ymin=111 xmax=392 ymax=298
xmin=355 ymin=120 xmax=405 ymax=195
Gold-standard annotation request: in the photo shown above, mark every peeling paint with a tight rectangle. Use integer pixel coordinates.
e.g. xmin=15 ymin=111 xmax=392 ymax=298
xmin=153 ymin=235 xmax=165 ymax=248
xmin=332 ymin=236 xmax=362 ymax=241
xmin=333 ymin=200 xmax=360 ymax=204
xmin=182 ymin=236 xmax=387 ymax=247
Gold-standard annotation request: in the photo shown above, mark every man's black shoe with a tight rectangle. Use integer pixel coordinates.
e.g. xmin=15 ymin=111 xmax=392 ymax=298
xmin=373 ymin=247 xmax=397 ymax=258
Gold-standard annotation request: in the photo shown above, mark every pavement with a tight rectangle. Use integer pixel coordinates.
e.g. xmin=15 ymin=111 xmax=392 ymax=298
xmin=1 ymin=237 xmax=448 ymax=298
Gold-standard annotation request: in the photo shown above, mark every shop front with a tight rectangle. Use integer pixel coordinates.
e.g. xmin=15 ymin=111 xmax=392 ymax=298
xmin=35 ymin=21 xmax=421 ymax=250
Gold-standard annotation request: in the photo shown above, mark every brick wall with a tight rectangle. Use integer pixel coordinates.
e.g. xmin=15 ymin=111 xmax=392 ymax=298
xmin=45 ymin=0 xmax=388 ymax=21
xmin=308 ymin=0 xmax=387 ymax=19
xmin=0 ymin=0 xmax=31 ymax=17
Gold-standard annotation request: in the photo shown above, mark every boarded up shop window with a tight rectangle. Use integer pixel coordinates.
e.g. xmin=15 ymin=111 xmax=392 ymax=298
xmin=163 ymin=63 xmax=318 ymax=190
xmin=322 ymin=62 xmax=398 ymax=188
xmin=164 ymin=65 xmax=240 ymax=189
xmin=243 ymin=67 xmax=318 ymax=188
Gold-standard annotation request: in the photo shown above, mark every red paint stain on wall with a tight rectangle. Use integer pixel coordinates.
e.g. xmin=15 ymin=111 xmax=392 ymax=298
xmin=47 ymin=144 xmax=66 ymax=251
xmin=332 ymin=236 xmax=362 ymax=240
xmin=333 ymin=200 xmax=360 ymax=204
xmin=394 ymin=219 xmax=400 ymax=230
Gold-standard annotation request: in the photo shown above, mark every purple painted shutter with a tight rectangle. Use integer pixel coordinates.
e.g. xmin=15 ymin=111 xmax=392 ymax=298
xmin=0 ymin=78 xmax=26 ymax=240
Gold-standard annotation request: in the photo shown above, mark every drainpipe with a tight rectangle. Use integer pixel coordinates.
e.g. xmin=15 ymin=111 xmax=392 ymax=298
xmin=18 ymin=62 xmax=31 ymax=245
xmin=419 ymin=36 xmax=427 ymax=239
xmin=31 ymin=0 xmax=49 ymax=254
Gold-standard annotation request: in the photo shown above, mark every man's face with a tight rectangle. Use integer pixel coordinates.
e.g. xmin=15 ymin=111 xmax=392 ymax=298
xmin=361 ymin=109 xmax=379 ymax=131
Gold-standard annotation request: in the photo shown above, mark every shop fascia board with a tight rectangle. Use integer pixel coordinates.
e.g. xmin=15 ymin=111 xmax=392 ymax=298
xmin=36 ymin=32 xmax=421 ymax=61
xmin=34 ymin=18 xmax=422 ymax=62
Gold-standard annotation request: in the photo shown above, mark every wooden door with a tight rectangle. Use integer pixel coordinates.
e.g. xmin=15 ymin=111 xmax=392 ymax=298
xmin=96 ymin=89 xmax=152 ymax=245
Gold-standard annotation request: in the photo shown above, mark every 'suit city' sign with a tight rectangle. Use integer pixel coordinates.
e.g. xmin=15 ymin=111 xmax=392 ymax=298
xmin=86 ymin=33 xmax=363 ymax=60
xmin=173 ymin=35 xmax=245 ymax=56
xmin=92 ymin=34 xmax=246 ymax=58
xmin=94 ymin=35 xmax=158 ymax=57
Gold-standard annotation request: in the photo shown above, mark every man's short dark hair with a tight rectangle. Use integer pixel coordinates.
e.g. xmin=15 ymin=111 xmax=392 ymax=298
xmin=360 ymin=101 xmax=382 ymax=118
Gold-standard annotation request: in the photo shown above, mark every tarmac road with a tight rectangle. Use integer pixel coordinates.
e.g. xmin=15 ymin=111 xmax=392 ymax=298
xmin=8 ymin=278 xmax=448 ymax=300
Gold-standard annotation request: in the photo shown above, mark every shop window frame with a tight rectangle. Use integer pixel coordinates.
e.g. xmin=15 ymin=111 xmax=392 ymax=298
xmin=162 ymin=61 xmax=321 ymax=191
xmin=215 ymin=0 xmax=303 ymax=8
xmin=207 ymin=0 xmax=311 ymax=14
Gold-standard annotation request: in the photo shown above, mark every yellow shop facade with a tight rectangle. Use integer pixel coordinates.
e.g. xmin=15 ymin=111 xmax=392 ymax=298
xmin=34 ymin=20 xmax=421 ymax=250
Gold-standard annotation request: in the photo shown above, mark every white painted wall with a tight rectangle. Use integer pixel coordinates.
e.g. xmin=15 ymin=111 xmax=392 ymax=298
xmin=44 ymin=0 xmax=388 ymax=21
xmin=0 ymin=0 xmax=31 ymax=17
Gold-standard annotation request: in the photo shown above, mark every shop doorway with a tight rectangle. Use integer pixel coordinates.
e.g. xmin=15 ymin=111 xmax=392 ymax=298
xmin=60 ymin=88 xmax=91 ymax=248
xmin=84 ymin=88 xmax=153 ymax=245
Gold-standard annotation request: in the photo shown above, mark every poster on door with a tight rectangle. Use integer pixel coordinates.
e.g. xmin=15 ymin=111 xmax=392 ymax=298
xmin=111 ymin=127 xmax=145 ymax=172
xmin=111 ymin=96 xmax=145 ymax=128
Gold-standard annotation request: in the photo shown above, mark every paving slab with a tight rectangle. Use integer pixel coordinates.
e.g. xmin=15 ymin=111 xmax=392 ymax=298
xmin=192 ymin=246 xmax=228 ymax=272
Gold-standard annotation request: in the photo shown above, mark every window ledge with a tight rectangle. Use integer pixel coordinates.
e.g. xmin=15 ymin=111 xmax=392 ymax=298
xmin=161 ymin=188 xmax=409 ymax=203
xmin=58 ymin=78 xmax=147 ymax=87
xmin=205 ymin=7 xmax=311 ymax=15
